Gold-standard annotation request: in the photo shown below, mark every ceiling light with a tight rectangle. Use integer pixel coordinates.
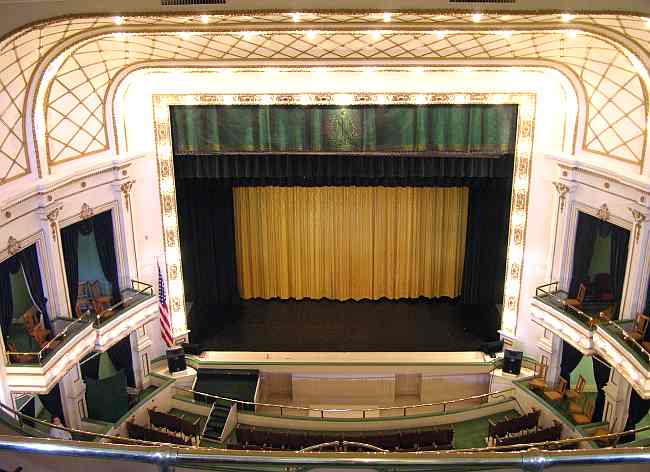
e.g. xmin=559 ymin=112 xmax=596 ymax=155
xmin=383 ymin=12 xmax=392 ymax=23
xmin=219 ymin=68 xmax=233 ymax=75
xmin=566 ymin=30 xmax=578 ymax=39
xmin=364 ymin=67 xmax=376 ymax=75
xmin=370 ymin=30 xmax=382 ymax=41
xmin=435 ymin=31 xmax=446 ymax=40
xmin=501 ymin=31 xmax=513 ymax=39
xmin=179 ymin=32 xmax=193 ymax=40
xmin=113 ymin=16 xmax=124 ymax=25
xmin=242 ymin=31 xmax=256 ymax=41
xmin=561 ymin=13 xmax=575 ymax=22
xmin=472 ymin=13 xmax=482 ymax=23
xmin=200 ymin=15 xmax=209 ymax=24
xmin=291 ymin=12 xmax=301 ymax=23
xmin=412 ymin=67 xmax=424 ymax=75
xmin=306 ymin=30 xmax=318 ymax=40
xmin=646 ymin=18 xmax=650 ymax=28
xmin=312 ymin=67 xmax=327 ymax=75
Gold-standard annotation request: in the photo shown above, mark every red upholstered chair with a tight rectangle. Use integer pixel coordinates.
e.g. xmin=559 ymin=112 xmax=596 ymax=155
xmin=592 ymin=273 xmax=614 ymax=301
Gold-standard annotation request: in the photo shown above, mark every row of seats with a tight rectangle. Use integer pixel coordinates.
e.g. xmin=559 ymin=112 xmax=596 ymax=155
xmin=148 ymin=409 xmax=201 ymax=438
xmin=495 ymin=421 xmax=562 ymax=448
xmin=488 ymin=409 xmax=540 ymax=439
xmin=235 ymin=425 xmax=454 ymax=451
xmin=126 ymin=422 xmax=192 ymax=446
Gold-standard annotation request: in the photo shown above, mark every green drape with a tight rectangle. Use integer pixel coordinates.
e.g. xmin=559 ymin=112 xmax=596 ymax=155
xmin=171 ymin=105 xmax=517 ymax=156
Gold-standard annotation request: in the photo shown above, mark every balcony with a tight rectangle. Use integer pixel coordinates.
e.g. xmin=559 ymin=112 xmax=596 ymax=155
xmin=5 ymin=280 xmax=157 ymax=393
xmin=531 ymin=282 xmax=650 ymax=398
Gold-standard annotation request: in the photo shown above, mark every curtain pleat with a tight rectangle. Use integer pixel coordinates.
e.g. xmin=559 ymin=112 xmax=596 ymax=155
xmin=610 ymin=224 xmax=630 ymax=310
xmin=61 ymin=225 xmax=80 ymax=316
xmin=92 ymin=211 xmax=121 ymax=305
xmin=107 ymin=335 xmax=135 ymax=388
xmin=0 ymin=260 xmax=14 ymax=341
xmin=171 ymin=104 xmax=517 ymax=155
xmin=569 ymin=212 xmax=600 ymax=297
xmin=593 ymin=358 xmax=611 ymax=421
xmin=234 ymin=186 xmax=468 ymax=300
xmin=19 ymin=245 xmax=51 ymax=330
xmin=560 ymin=340 xmax=583 ymax=382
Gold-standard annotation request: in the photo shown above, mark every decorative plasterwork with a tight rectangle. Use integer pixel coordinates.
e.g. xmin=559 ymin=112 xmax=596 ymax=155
xmin=45 ymin=205 xmax=62 ymax=241
xmin=597 ymin=203 xmax=611 ymax=221
xmin=80 ymin=202 xmax=93 ymax=220
xmin=6 ymin=236 xmax=21 ymax=255
xmin=0 ymin=12 xmax=648 ymax=184
xmin=629 ymin=207 xmax=647 ymax=242
xmin=152 ymin=91 xmax=535 ymax=337
xmin=552 ymin=182 xmax=571 ymax=212
xmin=120 ymin=180 xmax=134 ymax=213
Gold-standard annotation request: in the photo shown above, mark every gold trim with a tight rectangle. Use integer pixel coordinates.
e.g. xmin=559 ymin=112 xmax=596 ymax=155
xmin=152 ymin=91 xmax=536 ymax=337
xmin=46 ymin=206 xmax=63 ymax=242
xmin=6 ymin=236 xmax=21 ymax=256
xmin=552 ymin=182 xmax=570 ymax=212
xmin=629 ymin=208 xmax=647 ymax=243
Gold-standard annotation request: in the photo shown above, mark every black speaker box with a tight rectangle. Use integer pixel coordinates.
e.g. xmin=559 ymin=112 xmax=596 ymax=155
xmin=503 ymin=349 xmax=523 ymax=375
xmin=166 ymin=347 xmax=187 ymax=373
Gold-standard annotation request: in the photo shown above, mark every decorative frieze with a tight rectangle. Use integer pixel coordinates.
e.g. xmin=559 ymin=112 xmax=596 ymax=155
xmin=46 ymin=206 xmax=63 ymax=241
xmin=597 ymin=204 xmax=610 ymax=221
xmin=80 ymin=203 xmax=94 ymax=220
xmin=6 ymin=236 xmax=21 ymax=256
xmin=629 ymin=208 xmax=647 ymax=243
xmin=552 ymin=182 xmax=570 ymax=212
xmin=120 ymin=180 xmax=135 ymax=213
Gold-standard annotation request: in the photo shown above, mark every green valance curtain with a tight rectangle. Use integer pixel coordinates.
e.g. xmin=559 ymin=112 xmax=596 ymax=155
xmin=171 ymin=105 xmax=518 ymax=156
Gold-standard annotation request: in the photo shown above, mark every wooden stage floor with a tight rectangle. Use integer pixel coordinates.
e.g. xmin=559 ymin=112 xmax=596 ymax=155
xmin=188 ymin=298 xmax=499 ymax=352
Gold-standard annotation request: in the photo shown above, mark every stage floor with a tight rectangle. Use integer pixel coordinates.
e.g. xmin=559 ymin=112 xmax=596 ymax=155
xmin=189 ymin=298 xmax=499 ymax=352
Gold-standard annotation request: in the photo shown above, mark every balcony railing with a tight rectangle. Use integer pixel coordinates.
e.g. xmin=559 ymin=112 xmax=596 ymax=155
xmin=5 ymin=280 xmax=154 ymax=366
xmin=175 ymin=385 xmax=517 ymax=419
xmin=534 ymin=282 xmax=614 ymax=328
xmin=92 ymin=280 xmax=154 ymax=328
xmin=598 ymin=320 xmax=650 ymax=367
xmin=5 ymin=315 xmax=92 ymax=366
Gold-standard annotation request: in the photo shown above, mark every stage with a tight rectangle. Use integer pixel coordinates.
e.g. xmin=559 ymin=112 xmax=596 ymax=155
xmin=188 ymin=298 xmax=499 ymax=352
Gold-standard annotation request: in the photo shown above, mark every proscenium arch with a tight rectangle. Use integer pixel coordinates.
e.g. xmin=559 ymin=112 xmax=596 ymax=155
xmin=8 ymin=14 xmax=646 ymax=180
xmin=105 ymin=60 xmax=583 ymax=156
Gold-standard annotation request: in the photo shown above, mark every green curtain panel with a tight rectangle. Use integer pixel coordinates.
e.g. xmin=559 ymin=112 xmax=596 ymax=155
xmin=171 ymin=105 xmax=517 ymax=156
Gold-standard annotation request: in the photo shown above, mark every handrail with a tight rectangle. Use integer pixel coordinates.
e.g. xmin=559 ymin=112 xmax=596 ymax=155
xmin=0 ymin=397 xmax=193 ymax=449
xmin=176 ymin=386 xmax=517 ymax=418
xmin=299 ymin=441 xmax=388 ymax=453
xmin=201 ymin=402 xmax=217 ymax=440
xmin=92 ymin=279 xmax=154 ymax=327
xmin=599 ymin=319 xmax=650 ymax=364
xmin=3 ymin=394 xmax=650 ymax=455
xmin=5 ymin=311 xmax=93 ymax=365
xmin=535 ymin=282 xmax=601 ymax=327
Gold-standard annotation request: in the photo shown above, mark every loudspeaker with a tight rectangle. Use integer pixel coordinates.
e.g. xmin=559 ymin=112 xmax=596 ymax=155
xmin=503 ymin=349 xmax=523 ymax=375
xmin=166 ymin=347 xmax=187 ymax=373
xmin=182 ymin=342 xmax=203 ymax=356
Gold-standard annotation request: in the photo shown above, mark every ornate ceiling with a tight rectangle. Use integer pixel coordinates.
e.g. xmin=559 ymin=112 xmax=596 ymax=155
xmin=0 ymin=12 xmax=649 ymax=184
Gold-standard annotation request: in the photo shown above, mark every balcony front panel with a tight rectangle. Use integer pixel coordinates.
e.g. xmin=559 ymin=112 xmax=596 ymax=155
xmin=530 ymin=299 xmax=594 ymax=354
xmin=95 ymin=295 xmax=157 ymax=352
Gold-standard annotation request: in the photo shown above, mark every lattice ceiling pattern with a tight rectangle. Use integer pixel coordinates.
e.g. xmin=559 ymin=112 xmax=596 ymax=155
xmin=0 ymin=12 xmax=649 ymax=182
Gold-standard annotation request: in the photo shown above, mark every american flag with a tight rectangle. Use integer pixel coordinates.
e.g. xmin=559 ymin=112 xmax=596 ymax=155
xmin=158 ymin=262 xmax=174 ymax=348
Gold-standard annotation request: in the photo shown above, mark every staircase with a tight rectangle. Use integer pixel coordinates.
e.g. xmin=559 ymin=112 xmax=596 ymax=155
xmin=202 ymin=399 xmax=231 ymax=442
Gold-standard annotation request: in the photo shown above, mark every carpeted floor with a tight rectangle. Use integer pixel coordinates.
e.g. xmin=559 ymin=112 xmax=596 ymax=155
xmin=190 ymin=298 xmax=499 ymax=352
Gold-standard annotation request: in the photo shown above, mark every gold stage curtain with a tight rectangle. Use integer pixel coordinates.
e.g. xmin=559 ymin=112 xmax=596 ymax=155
xmin=234 ymin=186 xmax=469 ymax=300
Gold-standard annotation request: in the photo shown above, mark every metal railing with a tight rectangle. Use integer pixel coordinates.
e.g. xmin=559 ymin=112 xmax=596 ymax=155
xmin=299 ymin=440 xmax=388 ymax=452
xmin=597 ymin=320 xmax=650 ymax=365
xmin=5 ymin=313 xmax=92 ymax=366
xmin=1 ymin=434 xmax=650 ymax=472
xmin=91 ymin=280 xmax=154 ymax=328
xmin=177 ymin=385 xmax=517 ymax=419
xmin=3 ymin=392 xmax=650 ymax=459
xmin=535 ymin=282 xmax=602 ymax=327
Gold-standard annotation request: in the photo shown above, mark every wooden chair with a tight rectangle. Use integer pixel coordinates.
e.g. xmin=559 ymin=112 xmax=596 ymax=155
xmin=543 ymin=377 xmax=568 ymax=402
xmin=90 ymin=280 xmax=113 ymax=315
xmin=564 ymin=283 xmax=587 ymax=309
xmin=597 ymin=304 xmax=616 ymax=322
xmin=528 ymin=363 xmax=548 ymax=391
xmin=566 ymin=375 xmax=586 ymax=402
xmin=628 ymin=313 xmax=650 ymax=342
xmin=571 ymin=399 xmax=595 ymax=425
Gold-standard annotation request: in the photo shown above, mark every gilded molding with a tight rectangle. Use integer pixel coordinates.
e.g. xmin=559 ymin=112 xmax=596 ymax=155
xmin=80 ymin=203 xmax=94 ymax=220
xmin=597 ymin=204 xmax=610 ymax=221
xmin=46 ymin=206 xmax=63 ymax=241
xmin=120 ymin=180 xmax=135 ymax=213
xmin=629 ymin=208 xmax=647 ymax=243
xmin=7 ymin=236 xmax=21 ymax=256
xmin=552 ymin=182 xmax=571 ymax=212
xmin=152 ymin=91 xmax=536 ymax=337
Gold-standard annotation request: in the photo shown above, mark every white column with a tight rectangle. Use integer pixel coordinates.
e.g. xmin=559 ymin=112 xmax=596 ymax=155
xmin=620 ymin=207 xmax=649 ymax=320
xmin=602 ymin=370 xmax=632 ymax=431
xmin=58 ymin=364 xmax=87 ymax=429
xmin=551 ymin=181 xmax=577 ymax=290
xmin=546 ymin=333 xmax=563 ymax=386
xmin=36 ymin=204 xmax=70 ymax=319
xmin=0 ymin=340 xmax=13 ymax=413
xmin=110 ymin=180 xmax=137 ymax=289
xmin=129 ymin=328 xmax=152 ymax=390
